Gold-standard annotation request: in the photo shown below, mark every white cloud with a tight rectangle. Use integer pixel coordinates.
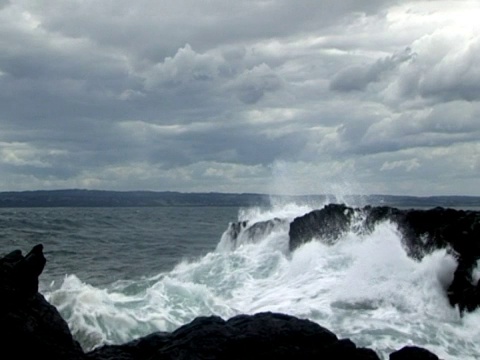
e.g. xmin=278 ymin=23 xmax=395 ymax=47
xmin=330 ymin=48 xmax=414 ymax=92
xmin=0 ymin=141 xmax=68 ymax=167
xmin=384 ymin=31 xmax=480 ymax=103
xmin=145 ymin=44 xmax=221 ymax=89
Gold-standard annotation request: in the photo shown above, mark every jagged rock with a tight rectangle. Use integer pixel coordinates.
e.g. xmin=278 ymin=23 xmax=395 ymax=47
xmin=288 ymin=204 xmax=480 ymax=312
xmin=398 ymin=207 xmax=480 ymax=257
xmin=289 ymin=204 xmax=355 ymax=250
xmin=446 ymin=255 xmax=480 ymax=313
xmin=289 ymin=205 xmax=480 ymax=255
xmin=13 ymin=244 xmax=46 ymax=296
xmin=0 ymin=245 xmax=84 ymax=360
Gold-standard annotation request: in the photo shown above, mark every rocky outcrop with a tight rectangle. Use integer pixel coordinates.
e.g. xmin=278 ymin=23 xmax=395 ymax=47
xmin=289 ymin=204 xmax=356 ymax=248
xmin=289 ymin=204 xmax=480 ymax=312
xmin=446 ymin=254 xmax=480 ymax=313
xmin=289 ymin=204 xmax=480 ymax=255
xmin=0 ymin=245 xmax=84 ymax=360
xmin=87 ymin=312 xmax=380 ymax=360
xmin=0 ymin=244 xmax=445 ymax=360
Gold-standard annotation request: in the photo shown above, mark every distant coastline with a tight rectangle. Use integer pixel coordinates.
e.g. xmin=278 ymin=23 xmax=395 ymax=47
xmin=1 ymin=189 xmax=480 ymax=208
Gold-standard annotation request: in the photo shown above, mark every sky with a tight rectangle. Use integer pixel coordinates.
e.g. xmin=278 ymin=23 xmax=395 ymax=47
xmin=1 ymin=0 xmax=479 ymax=196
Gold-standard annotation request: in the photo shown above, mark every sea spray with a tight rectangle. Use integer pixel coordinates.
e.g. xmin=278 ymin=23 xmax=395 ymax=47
xmin=45 ymin=203 xmax=480 ymax=359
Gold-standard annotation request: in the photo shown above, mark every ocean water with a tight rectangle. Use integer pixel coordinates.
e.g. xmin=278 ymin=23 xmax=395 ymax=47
xmin=1 ymin=201 xmax=479 ymax=359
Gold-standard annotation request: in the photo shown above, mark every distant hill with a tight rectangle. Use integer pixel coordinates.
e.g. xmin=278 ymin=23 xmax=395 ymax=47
xmin=0 ymin=189 xmax=479 ymax=208
xmin=0 ymin=190 xmax=269 ymax=207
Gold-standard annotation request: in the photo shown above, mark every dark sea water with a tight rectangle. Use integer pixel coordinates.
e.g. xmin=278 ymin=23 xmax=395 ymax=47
xmin=0 ymin=206 xmax=238 ymax=285
xmin=1 ymin=202 xmax=479 ymax=359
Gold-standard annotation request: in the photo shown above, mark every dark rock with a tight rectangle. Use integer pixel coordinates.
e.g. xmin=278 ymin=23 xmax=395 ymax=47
xmin=86 ymin=332 xmax=171 ymax=360
xmin=288 ymin=204 xmax=480 ymax=312
xmin=0 ymin=244 xmax=85 ymax=360
xmin=390 ymin=346 xmax=439 ymax=359
xmin=13 ymin=243 xmax=46 ymax=296
xmin=447 ymin=255 xmax=478 ymax=313
xmin=323 ymin=338 xmax=380 ymax=359
xmin=289 ymin=203 xmax=355 ymax=250
xmin=88 ymin=312 xmax=381 ymax=360
xmin=398 ymin=207 xmax=480 ymax=258
xmin=289 ymin=204 xmax=480 ymax=256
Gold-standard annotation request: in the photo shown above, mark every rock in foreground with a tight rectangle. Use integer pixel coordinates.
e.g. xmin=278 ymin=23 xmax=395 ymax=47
xmin=87 ymin=312 xmax=379 ymax=360
xmin=0 ymin=245 xmax=84 ymax=360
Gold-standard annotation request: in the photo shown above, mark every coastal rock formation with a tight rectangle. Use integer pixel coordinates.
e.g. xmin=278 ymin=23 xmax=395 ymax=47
xmin=0 ymin=245 xmax=84 ymax=360
xmin=289 ymin=204 xmax=480 ymax=312
xmin=87 ymin=312 xmax=380 ymax=360
xmin=0 ymin=243 xmax=445 ymax=360
xmin=289 ymin=204 xmax=480 ymax=256
xmin=289 ymin=204 xmax=356 ymax=248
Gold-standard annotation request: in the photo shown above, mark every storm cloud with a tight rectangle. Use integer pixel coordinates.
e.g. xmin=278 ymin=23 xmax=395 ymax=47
xmin=0 ymin=0 xmax=479 ymax=196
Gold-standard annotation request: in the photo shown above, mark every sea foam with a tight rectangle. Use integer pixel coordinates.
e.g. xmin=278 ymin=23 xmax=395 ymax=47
xmin=46 ymin=203 xmax=480 ymax=359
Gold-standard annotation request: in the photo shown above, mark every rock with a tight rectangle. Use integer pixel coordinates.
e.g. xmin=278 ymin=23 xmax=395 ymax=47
xmin=289 ymin=204 xmax=480 ymax=255
xmin=13 ymin=243 xmax=46 ymax=296
xmin=390 ymin=346 xmax=439 ymax=359
xmin=446 ymin=255 xmax=479 ymax=313
xmin=289 ymin=203 xmax=355 ymax=250
xmin=398 ymin=207 xmax=480 ymax=258
xmin=87 ymin=312 xmax=381 ymax=360
xmin=0 ymin=245 xmax=85 ymax=360
xmin=288 ymin=204 xmax=480 ymax=312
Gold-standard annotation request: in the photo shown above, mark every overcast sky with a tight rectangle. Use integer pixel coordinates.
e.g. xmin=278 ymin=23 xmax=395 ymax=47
xmin=1 ymin=0 xmax=479 ymax=196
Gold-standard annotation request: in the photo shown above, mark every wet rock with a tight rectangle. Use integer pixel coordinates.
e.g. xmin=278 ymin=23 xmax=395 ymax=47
xmin=87 ymin=312 xmax=381 ymax=360
xmin=289 ymin=203 xmax=355 ymax=250
xmin=0 ymin=244 xmax=84 ymax=360
xmin=288 ymin=204 xmax=480 ymax=312
xmin=390 ymin=346 xmax=439 ymax=359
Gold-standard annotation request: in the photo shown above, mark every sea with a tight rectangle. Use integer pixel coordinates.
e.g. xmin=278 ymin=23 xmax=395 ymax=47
xmin=1 ymin=199 xmax=479 ymax=360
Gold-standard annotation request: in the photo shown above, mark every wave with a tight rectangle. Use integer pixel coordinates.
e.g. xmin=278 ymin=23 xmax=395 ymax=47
xmin=45 ymin=202 xmax=480 ymax=359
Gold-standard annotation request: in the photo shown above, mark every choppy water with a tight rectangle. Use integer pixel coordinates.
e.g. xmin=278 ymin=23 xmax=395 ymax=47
xmin=1 ymin=202 xmax=479 ymax=359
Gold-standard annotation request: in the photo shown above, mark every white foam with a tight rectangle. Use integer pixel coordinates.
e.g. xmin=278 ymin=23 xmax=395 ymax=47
xmin=45 ymin=207 xmax=480 ymax=359
xmin=237 ymin=201 xmax=314 ymax=223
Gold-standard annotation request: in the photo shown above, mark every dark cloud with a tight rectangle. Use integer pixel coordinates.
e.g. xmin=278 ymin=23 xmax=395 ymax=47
xmin=28 ymin=0 xmax=397 ymax=60
xmin=229 ymin=64 xmax=284 ymax=104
